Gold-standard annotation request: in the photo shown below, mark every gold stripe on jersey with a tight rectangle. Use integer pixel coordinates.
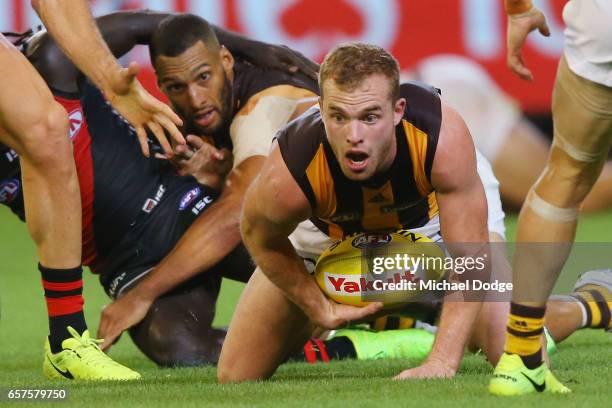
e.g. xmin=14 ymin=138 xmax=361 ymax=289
xmin=361 ymin=181 xmax=401 ymax=231
xmin=327 ymin=222 xmax=344 ymax=240
xmin=403 ymin=119 xmax=432 ymax=196
xmin=428 ymin=192 xmax=439 ymax=220
xmin=305 ymin=144 xmax=336 ymax=219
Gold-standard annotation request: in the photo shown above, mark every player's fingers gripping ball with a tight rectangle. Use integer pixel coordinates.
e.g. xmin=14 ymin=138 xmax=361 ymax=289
xmin=315 ymin=229 xmax=446 ymax=309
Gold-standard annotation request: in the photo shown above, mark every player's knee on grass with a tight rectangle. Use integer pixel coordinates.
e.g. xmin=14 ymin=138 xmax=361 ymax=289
xmin=217 ymin=360 xmax=272 ymax=383
xmin=128 ymin=284 xmax=224 ymax=367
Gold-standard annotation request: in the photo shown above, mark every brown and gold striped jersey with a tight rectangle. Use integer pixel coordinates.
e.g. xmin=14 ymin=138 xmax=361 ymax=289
xmin=277 ymin=81 xmax=442 ymax=240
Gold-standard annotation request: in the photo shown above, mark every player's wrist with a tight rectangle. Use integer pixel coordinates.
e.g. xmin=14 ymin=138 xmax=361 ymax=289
xmin=129 ymin=280 xmax=160 ymax=304
xmin=424 ymin=353 xmax=459 ymax=376
xmin=504 ymin=0 xmax=533 ymax=16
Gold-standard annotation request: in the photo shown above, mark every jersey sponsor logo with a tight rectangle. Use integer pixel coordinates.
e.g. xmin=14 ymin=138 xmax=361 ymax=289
xmin=191 ymin=195 xmax=214 ymax=216
xmin=142 ymin=184 xmax=166 ymax=214
xmin=351 ymin=234 xmax=392 ymax=249
xmin=0 ymin=179 xmax=20 ymax=204
xmin=179 ymin=187 xmax=202 ymax=211
xmin=68 ymin=108 xmax=84 ymax=140
xmin=331 ymin=211 xmax=361 ymax=223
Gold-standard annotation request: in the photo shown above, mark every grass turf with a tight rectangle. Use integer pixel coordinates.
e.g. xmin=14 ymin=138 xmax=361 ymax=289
xmin=0 ymin=206 xmax=610 ymax=407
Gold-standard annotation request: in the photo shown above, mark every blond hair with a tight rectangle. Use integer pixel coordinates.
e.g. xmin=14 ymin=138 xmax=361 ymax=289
xmin=319 ymin=42 xmax=400 ymax=101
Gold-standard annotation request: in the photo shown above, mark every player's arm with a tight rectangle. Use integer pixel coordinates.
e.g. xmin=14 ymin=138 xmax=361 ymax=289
xmin=503 ymin=0 xmax=550 ymax=81
xmin=98 ymin=154 xmax=263 ymax=350
xmin=396 ymin=103 xmax=488 ymax=379
xmin=31 ymin=0 xmax=184 ymax=157
xmin=30 ymin=9 xmax=316 ymax=95
xmin=98 ymin=86 xmax=315 ymax=350
xmin=241 ymin=142 xmax=382 ymax=328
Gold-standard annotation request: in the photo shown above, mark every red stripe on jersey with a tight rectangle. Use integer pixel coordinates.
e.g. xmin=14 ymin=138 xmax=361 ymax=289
xmin=45 ymin=295 xmax=85 ymax=317
xmin=53 ymin=95 xmax=98 ymax=269
xmin=41 ymin=279 xmax=83 ymax=292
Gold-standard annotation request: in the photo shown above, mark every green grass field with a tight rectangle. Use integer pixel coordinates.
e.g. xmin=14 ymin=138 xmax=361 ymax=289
xmin=0 ymin=206 xmax=610 ymax=407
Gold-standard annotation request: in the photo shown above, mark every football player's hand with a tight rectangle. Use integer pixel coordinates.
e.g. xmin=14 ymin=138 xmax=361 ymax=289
xmin=167 ymin=135 xmax=233 ymax=189
xmin=506 ymin=6 xmax=550 ymax=81
xmin=98 ymin=290 xmax=154 ymax=352
xmin=393 ymin=358 xmax=456 ymax=380
xmin=311 ymin=300 xmax=383 ymax=330
xmin=103 ymin=61 xmax=185 ymax=157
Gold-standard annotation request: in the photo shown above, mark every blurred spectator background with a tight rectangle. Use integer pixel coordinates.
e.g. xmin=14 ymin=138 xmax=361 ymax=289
xmin=10 ymin=0 xmax=612 ymax=212
xmin=1 ymin=0 xmax=566 ymax=112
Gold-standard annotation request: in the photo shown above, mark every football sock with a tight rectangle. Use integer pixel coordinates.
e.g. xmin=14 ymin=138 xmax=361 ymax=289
xmin=570 ymin=285 xmax=611 ymax=329
xmin=371 ymin=315 xmax=415 ymax=330
xmin=505 ymin=302 xmax=546 ymax=369
xmin=293 ymin=337 xmax=357 ymax=363
xmin=39 ymin=264 xmax=87 ymax=353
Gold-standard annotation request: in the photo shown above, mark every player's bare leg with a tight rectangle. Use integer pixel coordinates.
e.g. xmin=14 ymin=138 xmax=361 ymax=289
xmin=0 ymin=34 xmax=86 ymax=342
xmin=491 ymin=56 xmax=612 ymax=395
xmin=493 ymin=119 xmax=612 ymax=212
xmin=0 ymin=35 xmax=139 ymax=380
xmin=218 ymin=267 xmax=313 ymax=383
xmin=0 ymin=34 xmax=81 ymax=268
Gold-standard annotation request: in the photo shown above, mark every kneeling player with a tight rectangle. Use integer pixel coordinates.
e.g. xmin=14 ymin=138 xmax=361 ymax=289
xmin=220 ymin=43 xmax=494 ymax=382
xmin=219 ymin=43 xmax=612 ymax=382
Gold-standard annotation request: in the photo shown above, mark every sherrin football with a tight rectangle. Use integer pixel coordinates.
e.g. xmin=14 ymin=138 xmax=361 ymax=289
xmin=314 ymin=229 xmax=446 ymax=308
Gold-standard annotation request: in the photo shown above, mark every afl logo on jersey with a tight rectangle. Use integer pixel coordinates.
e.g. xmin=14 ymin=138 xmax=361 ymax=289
xmin=0 ymin=179 xmax=20 ymax=204
xmin=68 ymin=109 xmax=84 ymax=140
xmin=179 ymin=187 xmax=202 ymax=211
xmin=351 ymin=233 xmax=392 ymax=249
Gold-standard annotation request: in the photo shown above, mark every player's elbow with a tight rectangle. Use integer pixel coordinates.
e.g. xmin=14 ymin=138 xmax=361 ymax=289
xmin=239 ymin=207 xmax=256 ymax=249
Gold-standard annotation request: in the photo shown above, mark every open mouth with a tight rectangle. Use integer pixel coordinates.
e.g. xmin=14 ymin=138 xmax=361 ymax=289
xmin=193 ymin=109 xmax=217 ymax=128
xmin=345 ymin=151 xmax=369 ymax=172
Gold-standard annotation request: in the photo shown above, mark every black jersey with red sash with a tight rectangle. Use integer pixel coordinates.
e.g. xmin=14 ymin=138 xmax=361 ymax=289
xmin=277 ymin=81 xmax=442 ymax=240
xmin=0 ymin=80 xmax=208 ymax=274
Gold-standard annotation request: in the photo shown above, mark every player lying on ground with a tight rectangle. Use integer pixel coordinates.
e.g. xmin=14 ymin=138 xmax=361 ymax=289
xmin=86 ymin=12 xmax=321 ymax=353
xmin=1 ymin=11 xmax=314 ymax=367
xmin=0 ymin=0 xmax=186 ymax=381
